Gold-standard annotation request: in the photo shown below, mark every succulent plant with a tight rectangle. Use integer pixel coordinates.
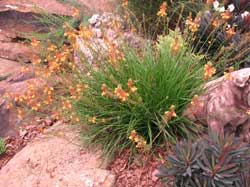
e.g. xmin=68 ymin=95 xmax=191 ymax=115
xmin=157 ymin=134 xmax=250 ymax=187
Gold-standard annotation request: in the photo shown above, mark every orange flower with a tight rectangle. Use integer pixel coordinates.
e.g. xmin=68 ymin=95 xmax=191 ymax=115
xmin=163 ymin=105 xmax=177 ymax=122
xmin=128 ymin=130 xmax=137 ymax=140
xmin=79 ymin=25 xmax=93 ymax=40
xmin=226 ymin=27 xmax=236 ymax=39
xmin=157 ymin=2 xmax=167 ymax=17
xmin=191 ymin=95 xmax=199 ymax=106
xmin=31 ymin=38 xmax=40 ymax=48
xmin=44 ymin=86 xmax=54 ymax=95
xmin=31 ymin=102 xmax=41 ymax=111
xmin=47 ymin=44 xmax=57 ymax=52
xmin=70 ymin=84 xmax=86 ymax=100
xmin=221 ymin=10 xmax=231 ymax=21
xmin=127 ymin=79 xmax=137 ymax=93
xmin=212 ymin=18 xmax=221 ymax=28
xmin=72 ymin=7 xmax=80 ymax=18
xmin=186 ymin=14 xmax=200 ymax=33
xmin=191 ymin=95 xmax=204 ymax=113
xmin=108 ymin=42 xmax=124 ymax=65
xmin=128 ymin=130 xmax=147 ymax=149
xmin=5 ymin=103 xmax=13 ymax=110
xmin=88 ymin=116 xmax=96 ymax=124
xmin=170 ymin=37 xmax=181 ymax=56
xmin=246 ymin=110 xmax=250 ymax=115
xmin=62 ymin=100 xmax=72 ymax=110
xmin=101 ymin=84 xmax=108 ymax=96
xmin=21 ymin=66 xmax=30 ymax=73
xmin=204 ymin=62 xmax=216 ymax=80
xmin=122 ymin=0 xmax=128 ymax=6
xmin=114 ymin=84 xmax=129 ymax=102
xmin=224 ymin=66 xmax=234 ymax=81
xmin=17 ymin=108 xmax=23 ymax=120
xmin=206 ymin=0 xmax=214 ymax=5
xmin=32 ymin=55 xmax=41 ymax=65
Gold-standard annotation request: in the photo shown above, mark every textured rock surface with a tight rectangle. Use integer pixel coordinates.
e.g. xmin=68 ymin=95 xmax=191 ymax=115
xmin=0 ymin=0 xmax=73 ymax=15
xmin=0 ymin=123 xmax=115 ymax=187
xmin=0 ymin=0 xmax=116 ymax=15
xmin=75 ymin=13 xmax=144 ymax=65
xmin=185 ymin=68 xmax=250 ymax=139
xmin=78 ymin=0 xmax=115 ymax=12
xmin=0 ymin=1 xmax=118 ymax=185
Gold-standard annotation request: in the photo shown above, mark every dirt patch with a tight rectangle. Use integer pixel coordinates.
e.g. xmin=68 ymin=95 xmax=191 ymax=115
xmin=108 ymin=150 xmax=166 ymax=187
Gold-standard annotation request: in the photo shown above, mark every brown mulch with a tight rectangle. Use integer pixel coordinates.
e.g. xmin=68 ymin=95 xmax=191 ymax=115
xmin=0 ymin=118 xmax=56 ymax=169
xmin=108 ymin=149 xmax=168 ymax=187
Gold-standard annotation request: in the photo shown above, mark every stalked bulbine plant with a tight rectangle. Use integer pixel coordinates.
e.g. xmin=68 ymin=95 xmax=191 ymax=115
xmin=187 ymin=0 xmax=250 ymax=71
xmin=157 ymin=133 xmax=250 ymax=187
xmin=73 ymin=31 xmax=205 ymax=156
xmin=121 ymin=0 xmax=204 ymax=37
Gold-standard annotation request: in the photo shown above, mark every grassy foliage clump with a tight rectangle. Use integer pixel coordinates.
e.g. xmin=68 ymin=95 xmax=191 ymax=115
xmin=74 ymin=32 xmax=205 ymax=156
xmin=0 ymin=138 xmax=5 ymax=155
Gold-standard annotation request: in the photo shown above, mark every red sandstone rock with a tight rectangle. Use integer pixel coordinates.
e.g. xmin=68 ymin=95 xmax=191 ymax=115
xmin=0 ymin=0 xmax=73 ymax=15
xmin=0 ymin=123 xmax=115 ymax=187
xmin=0 ymin=42 xmax=34 ymax=63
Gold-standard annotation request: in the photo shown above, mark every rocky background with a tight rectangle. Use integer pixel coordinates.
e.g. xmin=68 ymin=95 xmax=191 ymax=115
xmin=0 ymin=1 xmax=118 ymax=187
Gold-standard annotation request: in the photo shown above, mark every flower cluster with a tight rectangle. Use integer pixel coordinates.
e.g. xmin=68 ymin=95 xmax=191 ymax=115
xmin=170 ymin=37 xmax=181 ymax=56
xmin=101 ymin=78 xmax=138 ymax=102
xmin=189 ymin=94 xmax=204 ymax=115
xmin=122 ymin=0 xmax=128 ymax=7
xmin=107 ymin=42 xmax=125 ymax=65
xmin=69 ymin=84 xmax=88 ymax=100
xmin=186 ymin=14 xmax=201 ymax=33
xmin=72 ymin=7 xmax=80 ymax=19
xmin=204 ymin=62 xmax=216 ymax=80
xmin=157 ymin=2 xmax=167 ymax=17
xmin=127 ymin=78 xmax=137 ymax=93
xmin=224 ymin=66 xmax=234 ymax=81
xmin=114 ymin=84 xmax=130 ymax=102
xmin=129 ymin=130 xmax=147 ymax=149
xmin=163 ymin=105 xmax=177 ymax=123
xmin=31 ymin=38 xmax=40 ymax=48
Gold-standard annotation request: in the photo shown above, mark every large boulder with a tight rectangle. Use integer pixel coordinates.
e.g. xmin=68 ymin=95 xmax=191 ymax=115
xmin=185 ymin=68 xmax=250 ymax=140
xmin=0 ymin=123 xmax=115 ymax=187
xmin=0 ymin=0 xmax=73 ymax=15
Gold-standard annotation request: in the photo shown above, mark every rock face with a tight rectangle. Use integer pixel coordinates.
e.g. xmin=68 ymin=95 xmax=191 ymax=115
xmin=0 ymin=123 xmax=115 ymax=187
xmin=185 ymin=68 xmax=250 ymax=139
xmin=0 ymin=0 xmax=119 ymax=138
xmin=0 ymin=0 xmax=73 ymax=15
xmin=75 ymin=13 xmax=145 ymax=66
xmin=0 ymin=0 xmax=116 ymax=15
xmin=0 ymin=1 xmax=117 ymax=186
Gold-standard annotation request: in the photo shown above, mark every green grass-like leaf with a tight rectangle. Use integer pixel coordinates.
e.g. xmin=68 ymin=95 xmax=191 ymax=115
xmin=0 ymin=138 xmax=6 ymax=155
xmin=74 ymin=32 xmax=205 ymax=157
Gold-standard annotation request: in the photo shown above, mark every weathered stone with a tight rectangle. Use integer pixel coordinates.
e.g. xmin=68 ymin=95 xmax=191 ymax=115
xmin=79 ymin=0 xmax=115 ymax=12
xmin=76 ymin=13 xmax=145 ymax=66
xmin=0 ymin=42 xmax=34 ymax=63
xmin=88 ymin=14 xmax=101 ymax=25
xmin=0 ymin=11 xmax=47 ymax=39
xmin=0 ymin=0 xmax=73 ymax=15
xmin=0 ymin=100 xmax=18 ymax=137
xmin=185 ymin=68 xmax=250 ymax=140
xmin=0 ymin=58 xmax=21 ymax=78
xmin=0 ymin=123 xmax=115 ymax=187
